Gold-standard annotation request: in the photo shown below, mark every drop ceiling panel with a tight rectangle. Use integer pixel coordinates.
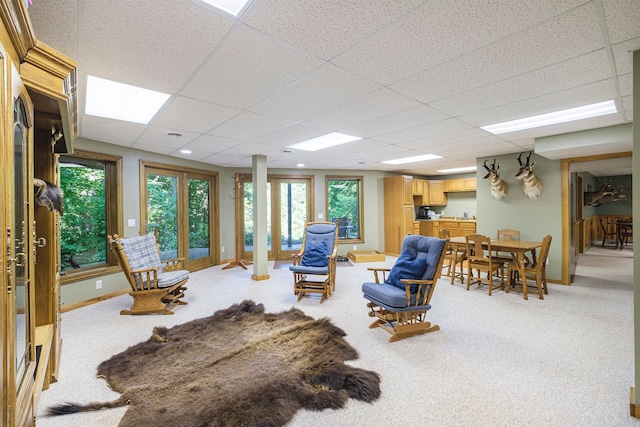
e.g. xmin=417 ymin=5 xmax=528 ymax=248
xmin=181 ymin=25 xmax=323 ymax=109
xmin=28 ymin=0 xmax=79 ymax=59
xmin=208 ymin=112 xmax=294 ymax=140
xmin=373 ymin=118 xmax=472 ymax=144
xmin=135 ymin=126 xmax=200 ymax=148
xmin=152 ymin=96 xmax=241 ymax=133
xmin=248 ymin=64 xmax=379 ymax=120
xmin=243 ymin=0 xmax=425 ymax=60
xmin=81 ymin=0 xmax=234 ymax=93
xmin=342 ymin=105 xmax=450 ymax=139
xmin=429 ymin=50 xmax=612 ymax=117
xmin=602 ymin=0 xmax=640 ymax=44
xmin=182 ymin=135 xmax=243 ymax=153
xmin=80 ymin=115 xmax=147 ymax=145
xmin=300 ymin=88 xmax=421 ymax=129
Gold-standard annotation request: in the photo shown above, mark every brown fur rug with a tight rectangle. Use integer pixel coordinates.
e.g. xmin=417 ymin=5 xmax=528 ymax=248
xmin=47 ymin=300 xmax=381 ymax=426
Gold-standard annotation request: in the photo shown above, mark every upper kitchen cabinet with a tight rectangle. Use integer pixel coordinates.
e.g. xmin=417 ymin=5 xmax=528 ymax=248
xmin=445 ymin=178 xmax=477 ymax=192
xmin=428 ymin=180 xmax=447 ymax=206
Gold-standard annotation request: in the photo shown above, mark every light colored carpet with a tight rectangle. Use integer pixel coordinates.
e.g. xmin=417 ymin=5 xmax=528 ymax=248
xmin=36 ymin=247 xmax=635 ymax=426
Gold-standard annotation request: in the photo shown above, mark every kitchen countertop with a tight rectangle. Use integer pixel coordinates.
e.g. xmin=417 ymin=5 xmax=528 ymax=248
xmin=416 ymin=218 xmax=476 ymax=222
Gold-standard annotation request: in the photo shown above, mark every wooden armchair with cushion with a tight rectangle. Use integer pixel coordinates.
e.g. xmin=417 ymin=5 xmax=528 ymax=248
xmin=362 ymin=235 xmax=447 ymax=342
xmin=108 ymin=230 xmax=189 ymax=315
xmin=290 ymin=221 xmax=339 ymax=303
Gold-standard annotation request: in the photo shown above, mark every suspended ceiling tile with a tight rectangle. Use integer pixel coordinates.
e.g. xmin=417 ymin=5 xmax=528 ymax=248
xmin=182 ymin=25 xmax=323 ymax=109
xmin=373 ymin=118 xmax=472 ymax=144
xmin=248 ymin=64 xmax=379 ymax=121
xmin=301 ymin=88 xmax=421 ymax=130
xmin=80 ymin=115 xmax=147 ymax=145
xmin=602 ymin=0 xmax=640 ymax=44
xmin=243 ymin=0 xmax=425 ymax=60
xmin=208 ymin=111 xmax=294 ymax=140
xmin=28 ymin=0 xmax=79 ymax=60
xmin=151 ymin=96 xmax=241 ymax=134
xmin=135 ymin=126 xmax=200 ymax=148
xmin=253 ymin=122 xmax=332 ymax=147
xmin=342 ymin=105 xmax=450 ymax=138
xmin=430 ymin=50 xmax=612 ymax=117
xmin=81 ymin=0 xmax=233 ymax=94
xmin=182 ymin=134 xmax=244 ymax=153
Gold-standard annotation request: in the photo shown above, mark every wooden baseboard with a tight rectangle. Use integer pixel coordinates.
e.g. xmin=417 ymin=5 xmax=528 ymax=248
xmin=61 ymin=288 xmax=129 ymax=313
xmin=630 ymin=387 xmax=640 ymax=418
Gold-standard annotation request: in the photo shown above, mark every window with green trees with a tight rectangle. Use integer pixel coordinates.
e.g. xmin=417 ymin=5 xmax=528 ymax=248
xmin=326 ymin=176 xmax=363 ymax=242
xmin=59 ymin=151 xmax=121 ymax=274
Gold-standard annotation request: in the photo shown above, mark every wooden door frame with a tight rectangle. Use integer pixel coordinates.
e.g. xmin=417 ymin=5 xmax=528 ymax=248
xmin=561 ymin=151 xmax=632 ymax=284
xmin=140 ymin=161 xmax=219 ymax=271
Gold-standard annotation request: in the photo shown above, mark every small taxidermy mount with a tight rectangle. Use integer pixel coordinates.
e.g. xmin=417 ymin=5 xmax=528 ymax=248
xmin=515 ymin=151 xmax=543 ymax=200
xmin=482 ymin=159 xmax=508 ymax=201
xmin=34 ymin=178 xmax=64 ymax=215
xmin=584 ymin=180 xmax=628 ymax=206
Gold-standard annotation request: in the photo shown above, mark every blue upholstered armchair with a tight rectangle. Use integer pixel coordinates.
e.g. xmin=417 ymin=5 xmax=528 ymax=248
xmin=362 ymin=235 xmax=447 ymax=342
xmin=290 ymin=221 xmax=338 ymax=303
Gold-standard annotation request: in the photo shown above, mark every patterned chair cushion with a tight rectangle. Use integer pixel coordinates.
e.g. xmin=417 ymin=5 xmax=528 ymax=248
xmin=120 ymin=234 xmax=162 ymax=271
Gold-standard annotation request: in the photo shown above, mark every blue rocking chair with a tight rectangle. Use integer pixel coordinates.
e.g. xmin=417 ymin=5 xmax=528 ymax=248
xmin=362 ymin=235 xmax=447 ymax=342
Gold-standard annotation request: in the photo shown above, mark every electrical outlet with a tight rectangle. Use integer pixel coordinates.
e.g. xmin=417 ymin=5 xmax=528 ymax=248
xmin=221 ymin=246 xmax=226 ymax=252
xmin=96 ymin=280 xmax=102 ymax=289
xmin=353 ymin=245 xmax=357 ymax=251
xmin=546 ymin=258 xmax=549 ymax=265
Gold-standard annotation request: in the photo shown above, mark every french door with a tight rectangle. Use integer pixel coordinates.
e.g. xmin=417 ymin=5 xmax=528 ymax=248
xmin=141 ymin=162 xmax=218 ymax=271
xmin=240 ymin=175 xmax=312 ymax=260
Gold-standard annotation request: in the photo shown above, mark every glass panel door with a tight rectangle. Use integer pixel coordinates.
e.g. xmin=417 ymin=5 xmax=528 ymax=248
xmin=188 ymin=177 xmax=211 ymax=262
xmin=143 ymin=165 xmax=217 ymax=270
xmin=276 ymin=179 xmax=309 ymax=259
xmin=241 ymin=176 xmax=311 ymax=260
xmin=13 ymin=96 xmax=31 ymax=391
xmin=146 ymin=171 xmax=179 ymax=261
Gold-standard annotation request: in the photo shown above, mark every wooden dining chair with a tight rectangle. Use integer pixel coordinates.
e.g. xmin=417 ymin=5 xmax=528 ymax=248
xmin=465 ymin=234 xmax=505 ymax=296
xmin=439 ymin=229 xmax=466 ymax=285
xmin=599 ymin=217 xmax=617 ymax=248
xmin=618 ymin=218 xmax=632 ymax=250
xmin=507 ymin=235 xmax=552 ymax=299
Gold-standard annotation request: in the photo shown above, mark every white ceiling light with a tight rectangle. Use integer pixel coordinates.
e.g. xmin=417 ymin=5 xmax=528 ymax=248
xmin=437 ymin=166 xmax=477 ymax=173
xmin=198 ymin=0 xmax=251 ymax=16
xmin=289 ymin=132 xmax=361 ymax=152
xmin=481 ymin=100 xmax=617 ymax=135
xmin=85 ymin=75 xmax=170 ymax=124
xmin=382 ymin=154 xmax=442 ymax=165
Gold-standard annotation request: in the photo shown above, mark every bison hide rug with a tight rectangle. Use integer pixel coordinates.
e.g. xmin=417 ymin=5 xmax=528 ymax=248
xmin=47 ymin=300 xmax=381 ymax=426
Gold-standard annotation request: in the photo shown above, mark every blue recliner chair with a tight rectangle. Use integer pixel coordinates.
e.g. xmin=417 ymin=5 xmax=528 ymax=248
xmin=362 ymin=235 xmax=447 ymax=342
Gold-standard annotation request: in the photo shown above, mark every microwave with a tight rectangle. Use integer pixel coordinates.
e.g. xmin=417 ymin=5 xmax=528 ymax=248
xmin=416 ymin=206 xmax=430 ymax=219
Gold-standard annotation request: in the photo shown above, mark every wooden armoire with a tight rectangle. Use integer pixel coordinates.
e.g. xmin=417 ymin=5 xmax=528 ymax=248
xmin=0 ymin=1 xmax=77 ymax=425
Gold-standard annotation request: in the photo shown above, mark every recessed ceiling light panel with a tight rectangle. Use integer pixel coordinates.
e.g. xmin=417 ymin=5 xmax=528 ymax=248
xmin=198 ymin=0 xmax=251 ymax=16
xmin=382 ymin=154 xmax=442 ymax=165
xmin=481 ymin=100 xmax=617 ymax=134
xmin=85 ymin=75 xmax=170 ymax=124
xmin=289 ymin=132 xmax=361 ymax=152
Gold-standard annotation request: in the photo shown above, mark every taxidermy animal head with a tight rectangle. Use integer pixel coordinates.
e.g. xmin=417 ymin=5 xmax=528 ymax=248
xmin=483 ymin=159 xmax=508 ymax=201
xmin=515 ymin=151 xmax=543 ymax=200
xmin=34 ymin=178 xmax=63 ymax=214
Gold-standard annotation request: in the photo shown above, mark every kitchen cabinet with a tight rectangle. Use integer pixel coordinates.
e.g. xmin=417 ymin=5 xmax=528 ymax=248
xmin=445 ymin=178 xmax=476 ymax=192
xmin=0 ymin=3 xmax=77 ymax=425
xmin=428 ymin=180 xmax=447 ymax=206
xmin=384 ymin=176 xmax=416 ymax=255
xmin=420 ymin=220 xmax=476 ymax=238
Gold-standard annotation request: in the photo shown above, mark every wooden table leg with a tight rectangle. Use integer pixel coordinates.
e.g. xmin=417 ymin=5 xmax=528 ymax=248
xmin=519 ymin=253 xmax=528 ymax=300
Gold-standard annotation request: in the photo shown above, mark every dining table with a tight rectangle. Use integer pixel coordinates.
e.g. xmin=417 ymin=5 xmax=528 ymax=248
xmin=448 ymin=236 xmax=543 ymax=300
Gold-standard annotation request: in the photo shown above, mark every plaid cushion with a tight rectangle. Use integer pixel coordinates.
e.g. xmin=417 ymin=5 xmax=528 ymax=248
xmin=158 ymin=270 xmax=190 ymax=288
xmin=120 ymin=234 xmax=162 ymax=271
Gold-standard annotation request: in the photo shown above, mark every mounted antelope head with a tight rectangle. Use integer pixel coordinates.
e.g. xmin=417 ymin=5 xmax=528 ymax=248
xmin=515 ymin=151 xmax=543 ymax=200
xmin=483 ymin=159 xmax=507 ymax=201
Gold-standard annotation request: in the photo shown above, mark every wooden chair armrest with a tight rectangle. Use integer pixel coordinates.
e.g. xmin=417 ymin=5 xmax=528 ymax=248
xmin=400 ymin=278 xmax=435 ymax=307
xmin=130 ymin=266 xmax=159 ymax=275
xmin=367 ymin=267 xmax=391 ymax=284
xmin=162 ymin=258 xmax=185 ymax=271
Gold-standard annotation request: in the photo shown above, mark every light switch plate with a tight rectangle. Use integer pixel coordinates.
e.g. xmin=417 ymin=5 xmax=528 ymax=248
xmin=127 ymin=219 xmax=136 ymax=227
